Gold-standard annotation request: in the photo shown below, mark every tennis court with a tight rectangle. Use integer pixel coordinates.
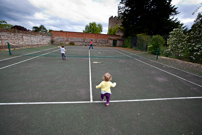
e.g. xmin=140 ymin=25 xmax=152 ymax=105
xmin=0 ymin=45 xmax=202 ymax=135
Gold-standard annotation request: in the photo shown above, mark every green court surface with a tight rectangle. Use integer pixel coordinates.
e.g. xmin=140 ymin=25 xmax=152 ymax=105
xmin=0 ymin=45 xmax=202 ymax=135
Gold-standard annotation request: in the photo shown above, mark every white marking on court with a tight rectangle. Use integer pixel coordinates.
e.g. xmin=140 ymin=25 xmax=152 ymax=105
xmin=0 ymin=47 xmax=57 ymax=62
xmin=0 ymin=96 xmax=202 ymax=105
xmin=89 ymin=50 xmax=93 ymax=102
xmin=0 ymin=49 xmax=58 ymax=70
xmin=93 ymin=62 xmax=102 ymax=63
xmin=116 ymin=50 xmax=202 ymax=88
xmin=119 ymin=49 xmax=202 ymax=78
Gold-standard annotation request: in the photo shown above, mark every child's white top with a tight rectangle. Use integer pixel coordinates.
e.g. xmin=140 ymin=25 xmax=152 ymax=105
xmin=60 ymin=47 xmax=66 ymax=53
xmin=96 ymin=81 xmax=116 ymax=94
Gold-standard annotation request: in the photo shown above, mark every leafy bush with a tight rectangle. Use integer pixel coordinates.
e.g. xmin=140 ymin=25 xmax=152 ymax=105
xmin=122 ymin=37 xmax=131 ymax=48
xmin=167 ymin=26 xmax=189 ymax=59
xmin=166 ymin=13 xmax=202 ymax=63
xmin=51 ymin=39 xmax=54 ymax=44
xmin=188 ymin=13 xmax=202 ymax=63
xmin=69 ymin=42 xmax=75 ymax=45
xmin=148 ymin=35 xmax=165 ymax=55
xmin=108 ymin=25 xmax=120 ymax=35
xmin=136 ymin=34 xmax=151 ymax=51
xmin=163 ymin=49 xmax=172 ymax=57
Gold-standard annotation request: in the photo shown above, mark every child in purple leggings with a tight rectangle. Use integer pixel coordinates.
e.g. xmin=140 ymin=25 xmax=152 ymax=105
xmin=96 ymin=73 xmax=116 ymax=106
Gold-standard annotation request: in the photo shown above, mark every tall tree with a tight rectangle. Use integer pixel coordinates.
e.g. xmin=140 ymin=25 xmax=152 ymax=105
xmin=32 ymin=25 xmax=47 ymax=33
xmin=118 ymin=0 xmax=182 ymax=37
xmin=189 ymin=13 xmax=202 ymax=61
xmin=0 ymin=20 xmax=13 ymax=29
xmin=83 ymin=22 xmax=102 ymax=34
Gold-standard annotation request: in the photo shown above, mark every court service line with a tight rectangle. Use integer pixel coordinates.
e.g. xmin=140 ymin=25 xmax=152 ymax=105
xmin=0 ymin=49 xmax=58 ymax=70
xmin=0 ymin=96 xmax=202 ymax=105
xmin=118 ymin=49 xmax=202 ymax=78
xmin=0 ymin=47 xmax=57 ymax=62
xmin=89 ymin=50 xmax=93 ymax=102
xmin=116 ymin=50 xmax=202 ymax=88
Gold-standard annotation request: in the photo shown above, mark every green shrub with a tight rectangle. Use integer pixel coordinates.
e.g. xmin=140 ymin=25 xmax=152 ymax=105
xmin=148 ymin=35 xmax=165 ymax=55
xmin=136 ymin=34 xmax=151 ymax=51
xmin=167 ymin=26 xmax=189 ymax=59
xmin=160 ymin=45 xmax=166 ymax=55
xmin=122 ymin=37 xmax=131 ymax=48
xmin=51 ymin=39 xmax=54 ymax=44
xmin=69 ymin=42 xmax=75 ymax=45
xmin=163 ymin=48 xmax=172 ymax=57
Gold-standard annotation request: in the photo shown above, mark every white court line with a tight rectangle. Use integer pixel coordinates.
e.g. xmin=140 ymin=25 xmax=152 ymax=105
xmin=116 ymin=50 xmax=202 ymax=88
xmin=0 ymin=49 xmax=58 ymax=70
xmin=0 ymin=47 xmax=57 ymax=62
xmin=89 ymin=50 xmax=93 ymax=102
xmin=118 ymin=49 xmax=202 ymax=78
xmin=0 ymin=96 xmax=202 ymax=105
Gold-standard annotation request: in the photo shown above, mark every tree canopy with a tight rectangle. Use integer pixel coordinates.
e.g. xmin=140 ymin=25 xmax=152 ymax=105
xmin=11 ymin=25 xmax=28 ymax=31
xmin=118 ymin=0 xmax=182 ymax=37
xmin=108 ymin=25 xmax=120 ymax=35
xmin=83 ymin=22 xmax=102 ymax=34
xmin=32 ymin=25 xmax=47 ymax=33
xmin=0 ymin=20 xmax=13 ymax=29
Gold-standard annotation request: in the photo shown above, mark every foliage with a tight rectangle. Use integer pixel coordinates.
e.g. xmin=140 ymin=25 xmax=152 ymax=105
xmin=148 ymin=35 xmax=165 ymax=55
xmin=118 ymin=0 xmax=182 ymax=37
xmin=167 ymin=26 xmax=189 ymax=58
xmin=51 ymin=39 xmax=54 ymax=45
xmin=122 ymin=37 xmax=131 ymax=48
xmin=188 ymin=13 xmax=202 ymax=62
xmin=69 ymin=42 xmax=75 ymax=45
xmin=0 ymin=21 xmax=7 ymax=24
xmin=136 ymin=34 xmax=151 ymax=51
xmin=83 ymin=22 xmax=102 ymax=34
xmin=108 ymin=25 xmax=120 ymax=35
xmin=11 ymin=25 xmax=28 ymax=31
xmin=166 ymin=13 xmax=202 ymax=63
xmin=32 ymin=25 xmax=47 ymax=33
xmin=163 ymin=48 xmax=172 ymax=57
xmin=0 ymin=20 xmax=13 ymax=29
xmin=49 ymin=29 xmax=53 ymax=32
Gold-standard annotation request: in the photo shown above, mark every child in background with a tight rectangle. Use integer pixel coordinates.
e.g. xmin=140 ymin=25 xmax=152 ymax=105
xmin=58 ymin=46 xmax=67 ymax=60
xmin=96 ymin=73 xmax=116 ymax=106
xmin=89 ymin=39 xmax=93 ymax=50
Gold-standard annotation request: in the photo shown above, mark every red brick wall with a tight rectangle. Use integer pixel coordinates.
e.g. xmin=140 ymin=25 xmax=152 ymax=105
xmin=51 ymin=31 xmax=123 ymax=46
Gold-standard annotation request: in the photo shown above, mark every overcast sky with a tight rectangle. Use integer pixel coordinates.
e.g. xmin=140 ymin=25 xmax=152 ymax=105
xmin=0 ymin=0 xmax=201 ymax=34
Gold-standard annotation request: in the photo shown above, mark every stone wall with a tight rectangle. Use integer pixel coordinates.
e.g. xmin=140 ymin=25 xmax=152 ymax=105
xmin=0 ymin=29 xmax=51 ymax=49
xmin=108 ymin=16 xmax=122 ymax=29
xmin=108 ymin=16 xmax=123 ymax=36
xmin=51 ymin=31 xmax=123 ymax=47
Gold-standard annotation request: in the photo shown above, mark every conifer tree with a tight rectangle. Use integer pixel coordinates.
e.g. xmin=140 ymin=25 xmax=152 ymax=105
xmin=118 ymin=0 xmax=182 ymax=37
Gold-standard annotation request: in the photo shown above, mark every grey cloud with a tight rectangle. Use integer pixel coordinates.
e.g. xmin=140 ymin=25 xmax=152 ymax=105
xmin=177 ymin=4 xmax=199 ymax=19
xmin=0 ymin=0 xmax=114 ymax=33
xmin=0 ymin=0 xmax=40 ymax=21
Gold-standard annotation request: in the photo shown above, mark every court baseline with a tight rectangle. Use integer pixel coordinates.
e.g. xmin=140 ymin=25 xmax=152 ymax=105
xmin=0 ymin=96 xmax=202 ymax=105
